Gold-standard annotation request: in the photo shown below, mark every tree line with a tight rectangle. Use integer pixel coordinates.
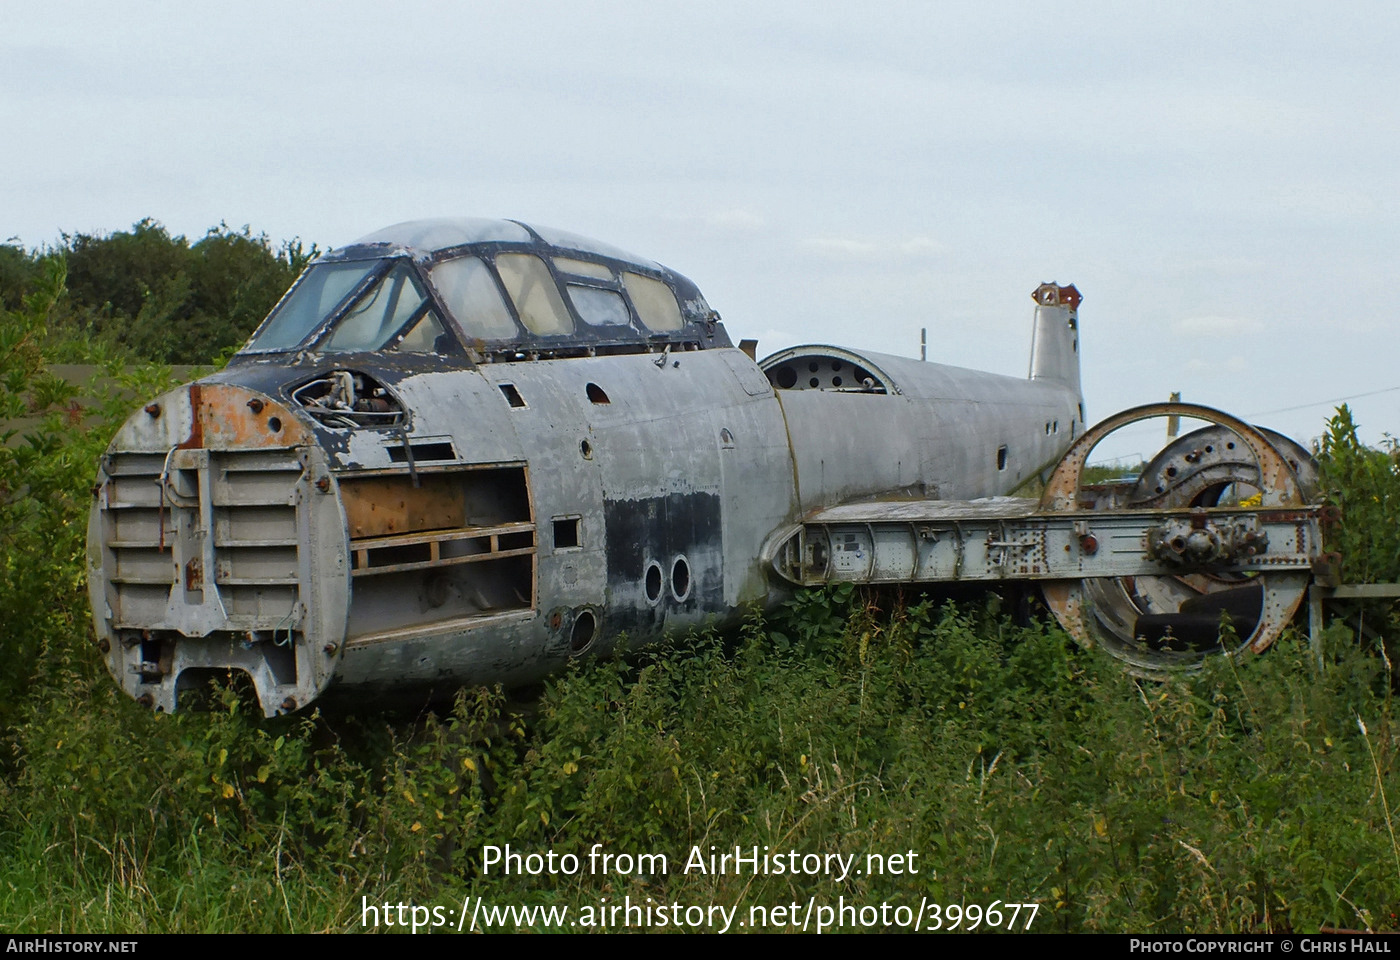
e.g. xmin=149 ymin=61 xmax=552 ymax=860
xmin=1 ymin=218 xmax=314 ymax=364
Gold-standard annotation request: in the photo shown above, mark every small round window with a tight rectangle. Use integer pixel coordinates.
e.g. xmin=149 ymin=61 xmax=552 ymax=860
xmin=670 ymin=556 xmax=691 ymax=602
xmin=644 ymin=562 xmax=664 ymax=604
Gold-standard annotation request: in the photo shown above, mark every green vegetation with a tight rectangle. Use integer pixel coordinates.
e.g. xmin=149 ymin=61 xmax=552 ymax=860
xmin=0 ymin=234 xmax=1397 ymax=933
xmin=4 ymin=219 xmax=313 ymax=364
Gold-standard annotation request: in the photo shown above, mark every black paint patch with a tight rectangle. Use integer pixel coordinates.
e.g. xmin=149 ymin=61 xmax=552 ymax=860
xmin=604 ymin=491 xmax=722 ymax=638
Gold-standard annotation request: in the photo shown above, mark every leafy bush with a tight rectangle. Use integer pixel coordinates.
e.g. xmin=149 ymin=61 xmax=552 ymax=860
xmin=5 ymin=219 xmax=315 ymax=364
xmin=1318 ymin=405 xmax=1400 ymax=584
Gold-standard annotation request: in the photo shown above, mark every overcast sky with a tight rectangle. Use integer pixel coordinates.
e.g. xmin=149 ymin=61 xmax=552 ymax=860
xmin=5 ymin=1 xmax=1398 ymax=462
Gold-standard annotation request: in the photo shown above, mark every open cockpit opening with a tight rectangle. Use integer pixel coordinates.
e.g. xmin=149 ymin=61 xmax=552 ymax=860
xmin=759 ymin=348 xmax=891 ymax=394
xmin=290 ymin=370 xmax=405 ymax=429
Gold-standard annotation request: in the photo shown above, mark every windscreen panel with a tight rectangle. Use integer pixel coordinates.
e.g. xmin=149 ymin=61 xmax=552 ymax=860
xmin=245 ymin=260 xmax=381 ymax=352
xmin=323 ymin=262 xmax=429 ymax=352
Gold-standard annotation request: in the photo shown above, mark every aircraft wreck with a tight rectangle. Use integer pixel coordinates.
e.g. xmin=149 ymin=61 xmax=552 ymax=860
xmin=86 ymin=218 xmax=1325 ymax=715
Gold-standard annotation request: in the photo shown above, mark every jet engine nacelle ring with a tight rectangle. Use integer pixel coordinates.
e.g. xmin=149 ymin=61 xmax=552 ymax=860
xmin=1040 ymin=401 xmax=1305 ymax=513
xmin=1038 ymin=402 xmax=1316 ymax=675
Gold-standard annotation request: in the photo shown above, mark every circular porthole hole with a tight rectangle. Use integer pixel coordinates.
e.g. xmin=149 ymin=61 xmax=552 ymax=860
xmin=266 ymin=416 xmax=282 ymax=433
xmin=671 ymin=556 xmax=691 ymax=602
xmin=580 ymin=439 xmax=593 ymax=459
xmin=775 ymin=366 xmax=797 ymax=389
xmin=645 ymin=562 xmax=663 ymax=603
xmin=570 ymin=610 xmax=596 ymax=654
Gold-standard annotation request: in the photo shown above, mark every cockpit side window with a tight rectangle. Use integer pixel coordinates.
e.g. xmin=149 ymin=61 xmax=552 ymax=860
xmin=569 ymin=286 xmax=631 ymax=326
xmin=553 ymin=256 xmax=632 ymax=328
xmin=429 ymin=256 xmax=518 ymax=340
xmin=623 ymin=272 xmax=684 ymax=332
xmin=245 ymin=260 xmax=380 ymax=352
xmin=495 ymin=253 xmax=574 ymax=336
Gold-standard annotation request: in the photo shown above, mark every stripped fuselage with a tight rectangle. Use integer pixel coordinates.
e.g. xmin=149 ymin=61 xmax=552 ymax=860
xmin=88 ymin=219 xmax=1083 ymax=715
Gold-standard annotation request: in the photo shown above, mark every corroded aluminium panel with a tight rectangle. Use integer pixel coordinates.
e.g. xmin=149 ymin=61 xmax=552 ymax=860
xmin=89 ymin=438 xmax=349 ymax=717
xmin=711 ymin=392 xmax=798 ymax=606
xmin=810 ymin=497 xmax=1040 ymax=524
xmin=774 ymin=359 xmax=1080 ymax=512
xmin=104 ymin=382 xmax=310 ymax=454
xmin=193 ymin=383 xmax=312 ymax=449
xmin=335 ymin=608 xmax=542 ymax=690
xmin=335 ymin=371 xmax=523 ymax=471
xmin=478 ymin=357 xmax=610 ymax=648
xmin=593 ymin=374 xmax=722 ymax=642
xmin=603 ymin=491 xmax=723 ymax=637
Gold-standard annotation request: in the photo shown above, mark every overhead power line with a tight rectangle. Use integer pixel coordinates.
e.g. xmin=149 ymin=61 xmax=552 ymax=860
xmin=1246 ymin=384 xmax=1400 ymax=418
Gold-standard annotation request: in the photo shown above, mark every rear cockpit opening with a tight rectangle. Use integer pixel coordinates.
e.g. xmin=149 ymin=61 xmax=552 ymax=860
xmin=290 ymin=369 xmax=405 ymax=429
xmin=760 ymin=348 xmax=891 ymax=394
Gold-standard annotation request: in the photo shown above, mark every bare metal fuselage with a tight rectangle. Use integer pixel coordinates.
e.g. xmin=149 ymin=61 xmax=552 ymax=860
xmin=87 ymin=220 xmax=1083 ymax=715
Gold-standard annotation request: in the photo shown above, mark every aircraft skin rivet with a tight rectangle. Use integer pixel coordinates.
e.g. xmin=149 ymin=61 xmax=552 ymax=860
xmin=145 ymin=403 xmax=161 ymax=418
xmin=247 ymin=398 xmax=265 ymax=414
xmin=323 ymin=643 xmax=338 ymax=655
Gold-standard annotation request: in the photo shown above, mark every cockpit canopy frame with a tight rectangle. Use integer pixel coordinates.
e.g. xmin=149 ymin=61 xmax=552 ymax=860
xmin=238 ymin=218 xmax=729 ymax=364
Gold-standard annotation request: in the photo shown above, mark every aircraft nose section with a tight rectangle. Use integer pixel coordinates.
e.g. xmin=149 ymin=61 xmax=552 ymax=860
xmin=108 ymin=381 xmax=314 ymax=453
xmin=88 ymin=380 xmax=349 ymax=717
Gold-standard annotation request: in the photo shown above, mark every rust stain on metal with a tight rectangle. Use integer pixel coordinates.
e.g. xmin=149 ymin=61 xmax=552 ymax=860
xmin=178 ymin=384 xmax=204 ymax=449
xmin=193 ymin=383 xmax=309 ymax=449
xmin=1032 ymin=282 xmax=1082 ymax=309
xmin=1041 ymin=582 xmax=1091 ymax=647
xmin=184 ymin=558 xmax=202 ymax=590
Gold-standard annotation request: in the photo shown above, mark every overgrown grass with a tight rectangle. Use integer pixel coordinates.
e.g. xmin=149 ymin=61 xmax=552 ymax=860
xmin=2 ymin=592 xmax=1396 ymax=932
